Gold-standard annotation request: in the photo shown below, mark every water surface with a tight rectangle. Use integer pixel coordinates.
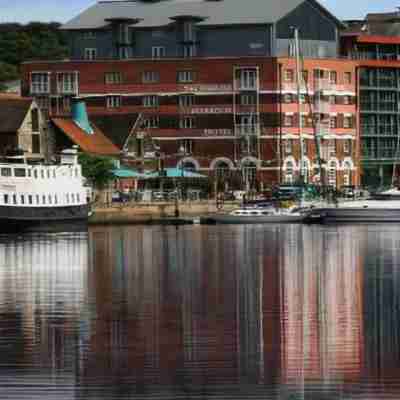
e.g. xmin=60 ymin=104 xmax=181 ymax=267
xmin=0 ymin=224 xmax=400 ymax=399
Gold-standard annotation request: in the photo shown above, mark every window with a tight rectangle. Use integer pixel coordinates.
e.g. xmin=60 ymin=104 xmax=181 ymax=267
xmin=152 ymin=46 xmax=166 ymax=59
xmin=77 ymin=194 xmax=80 ymax=203
xmin=31 ymin=108 xmax=39 ymax=132
xmin=66 ymin=193 xmax=70 ymax=204
xmin=240 ymin=94 xmax=256 ymax=106
xmin=329 ymin=95 xmax=336 ymax=105
xmin=13 ymin=195 xmax=17 ymax=205
xmin=41 ymin=170 xmax=44 ymax=179
xmin=142 ymin=71 xmax=160 ymax=83
xmin=177 ymin=70 xmax=194 ymax=83
xmin=285 ymin=140 xmax=292 ymax=154
xmin=328 ymin=140 xmax=336 ymax=156
xmin=1 ymin=168 xmax=11 ymax=177
xmin=344 ymin=72 xmax=352 ymax=84
xmin=28 ymin=195 xmax=33 ymax=205
xmin=33 ymin=170 xmax=38 ymax=179
xmin=143 ymin=116 xmax=159 ymax=128
xmin=84 ymin=48 xmax=97 ymax=60
xmin=14 ymin=168 xmax=26 ymax=177
xmin=142 ymin=95 xmax=159 ymax=107
xmin=179 ymin=116 xmax=196 ymax=129
xmin=183 ymin=21 xmax=195 ymax=41
xmin=299 ymin=94 xmax=306 ymax=104
xmin=284 ymin=114 xmax=293 ymax=127
xmin=71 ymin=194 xmax=75 ymax=203
xmin=183 ymin=44 xmax=196 ymax=58
xmin=179 ymin=94 xmax=195 ymax=107
xmin=106 ymin=96 xmax=121 ymax=108
xmin=344 ymin=139 xmax=352 ymax=154
xmin=301 ymin=70 xmax=308 ymax=83
xmin=55 ymin=195 xmax=58 ymax=205
xmin=284 ymin=69 xmax=294 ymax=82
xmin=83 ymin=31 xmax=96 ymax=39
xmin=119 ymin=47 xmax=130 ymax=60
xmin=31 ymin=73 xmax=50 ymax=94
xmin=58 ymin=72 xmax=77 ymax=94
xmin=36 ymin=195 xmax=40 ymax=204
xmin=343 ymin=95 xmax=351 ymax=105
xmin=32 ymin=134 xmax=41 ymax=154
xmin=283 ymin=93 xmax=293 ymax=103
xmin=313 ymin=69 xmax=325 ymax=79
xmin=329 ymin=116 xmax=337 ymax=128
xmin=344 ymin=116 xmax=353 ymax=128
xmin=42 ymin=195 xmax=46 ymax=204
xmin=179 ymin=139 xmax=194 ymax=155
xmin=239 ymin=69 xmax=257 ymax=90
xmin=3 ymin=194 xmax=8 ymax=204
xmin=105 ymin=72 xmax=122 ymax=84
xmin=329 ymin=71 xmax=337 ymax=84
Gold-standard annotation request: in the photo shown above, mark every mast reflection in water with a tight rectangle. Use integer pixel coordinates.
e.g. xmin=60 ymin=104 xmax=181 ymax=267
xmin=1 ymin=225 xmax=400 ymax=399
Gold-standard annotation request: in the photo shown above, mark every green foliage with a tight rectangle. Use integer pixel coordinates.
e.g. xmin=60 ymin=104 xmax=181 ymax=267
xmin=0 ymin=21 xmax=68 ymax=85
xmin=78 ymin=153 xmax=116 ymax=189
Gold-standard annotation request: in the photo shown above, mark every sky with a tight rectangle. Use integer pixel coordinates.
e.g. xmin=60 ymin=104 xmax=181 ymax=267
xmin=0 ymin=0 xmax=400 ymax=24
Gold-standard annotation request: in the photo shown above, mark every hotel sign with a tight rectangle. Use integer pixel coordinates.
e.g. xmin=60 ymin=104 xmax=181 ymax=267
xmin=191 ymin=107 xmax=232 ymax=114
xmin=183 ymin=84 xmax=233 ymax=92
xmin=203 ymin=129 xmax=233 ymax=136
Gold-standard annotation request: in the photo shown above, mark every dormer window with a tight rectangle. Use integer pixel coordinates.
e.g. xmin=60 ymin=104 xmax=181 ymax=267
xmin=183 ymin=21 xmax=195 ymax=42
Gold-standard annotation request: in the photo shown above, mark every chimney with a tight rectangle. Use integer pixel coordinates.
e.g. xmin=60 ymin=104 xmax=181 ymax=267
xmin=71 ymin=99 xmax=94 ymax=135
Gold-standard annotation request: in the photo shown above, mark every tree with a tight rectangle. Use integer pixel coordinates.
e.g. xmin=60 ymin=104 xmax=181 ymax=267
xmin=0 ymin=21 xmax=68 ymax=86
xmin=78 ymin=153 xmax=116 ymax=189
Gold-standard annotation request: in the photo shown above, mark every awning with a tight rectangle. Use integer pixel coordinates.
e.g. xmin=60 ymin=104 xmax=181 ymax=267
xmin=112 ymin=168 xmax=146 ymax=179
xmin=145 ymin=168 xmax=208 ymax=179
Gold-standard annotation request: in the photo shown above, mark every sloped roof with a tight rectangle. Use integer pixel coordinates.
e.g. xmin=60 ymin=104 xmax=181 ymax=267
xmin=52 ymin=118 xmax=120 ymax=156
xmin=0 ymin=95 xmax=32 ymax=134
xmin=90 ymin=113 xmax=139 ymax=149
xmin=62 ymin=0 xmax=340 ymax=30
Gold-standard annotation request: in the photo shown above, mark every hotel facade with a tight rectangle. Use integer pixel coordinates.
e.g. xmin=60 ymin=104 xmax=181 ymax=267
xmin=21 ymin=0 xmax=360 ymax=189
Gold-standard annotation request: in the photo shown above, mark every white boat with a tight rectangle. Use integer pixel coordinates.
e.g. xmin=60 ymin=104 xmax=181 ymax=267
xmin=206 ymin=206 xmax=308 ymax=224
xmin=305 ymin=199 xmax=400 ymax=223
xmin=371 ymin=187 xmax=400 ymax=200
xmin=0 ymin=148 xmax=90 ymax=232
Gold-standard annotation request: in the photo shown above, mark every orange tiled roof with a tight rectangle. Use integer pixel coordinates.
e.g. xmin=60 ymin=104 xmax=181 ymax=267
xmin=52 ymin=118 xmax=120 ymax=156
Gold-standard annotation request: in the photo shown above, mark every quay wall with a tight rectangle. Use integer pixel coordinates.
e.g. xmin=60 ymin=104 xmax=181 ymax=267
xmin=89 ymin=201 xmax=238 ymax=225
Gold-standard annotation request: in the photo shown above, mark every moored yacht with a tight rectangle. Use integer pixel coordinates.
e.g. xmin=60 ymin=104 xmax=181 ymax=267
xmin=305 ymin=198 xmax=400 ymax=224
xmin=0 ymin=148 xmax=90 ymax=232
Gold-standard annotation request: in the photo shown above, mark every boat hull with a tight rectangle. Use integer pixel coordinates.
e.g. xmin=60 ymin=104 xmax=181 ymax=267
xmin=204 ymin=214 xmax=305 ymax=224
xmin=0 ymin=205 xmax=90 ymax=233
xmin=306 ymin=207 xmax=400 ymax=224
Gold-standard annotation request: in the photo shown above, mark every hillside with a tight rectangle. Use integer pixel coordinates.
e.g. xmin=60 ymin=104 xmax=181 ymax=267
xmin=0 ymin=22 xmax=68 ymax=91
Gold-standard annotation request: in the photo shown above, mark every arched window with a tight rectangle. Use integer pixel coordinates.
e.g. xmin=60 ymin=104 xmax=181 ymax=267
xmin=215 ymin=160 xmax=230 ymax=180
xmin=182 ymin=161 xmax=196 ymax=172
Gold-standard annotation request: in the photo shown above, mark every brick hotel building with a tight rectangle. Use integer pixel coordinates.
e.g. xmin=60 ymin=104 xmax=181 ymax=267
xmin=21 ymin=0 xmax=360 ymax=189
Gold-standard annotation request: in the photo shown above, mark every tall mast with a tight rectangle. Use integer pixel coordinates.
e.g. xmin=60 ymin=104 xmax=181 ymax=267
xmin=294 ymin=28 xmax=305 ymax=184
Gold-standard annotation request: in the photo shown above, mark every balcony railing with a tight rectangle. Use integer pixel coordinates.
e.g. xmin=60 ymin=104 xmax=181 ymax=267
xmin=235 ymin=124 xmax=260 ymax=137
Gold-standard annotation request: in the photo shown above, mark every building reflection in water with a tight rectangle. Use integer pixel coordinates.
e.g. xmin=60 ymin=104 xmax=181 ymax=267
xmin=82 ymin=225 xmax=369 ymax=399
xmin=2 ymin=225 xmax=400 ymax=399
xmin=0 ymin=233 xmax=88 ymax=399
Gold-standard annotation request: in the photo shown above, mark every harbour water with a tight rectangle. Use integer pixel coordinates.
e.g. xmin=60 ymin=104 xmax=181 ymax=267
xmin=1 ymin=224 xmax=400 ymax=399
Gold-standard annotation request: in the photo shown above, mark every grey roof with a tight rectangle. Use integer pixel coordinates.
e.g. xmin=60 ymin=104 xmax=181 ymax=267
xmin=62 ymin=0 xmax=339 ymax=30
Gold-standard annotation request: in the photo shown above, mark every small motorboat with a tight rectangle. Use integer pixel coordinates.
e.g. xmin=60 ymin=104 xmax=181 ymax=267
xmin=205 ymin=206 xmax=308 ymax=224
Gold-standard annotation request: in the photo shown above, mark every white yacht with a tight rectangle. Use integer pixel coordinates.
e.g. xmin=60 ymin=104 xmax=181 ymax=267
xmin=0 ymin=148 xmax=90 ymax=232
